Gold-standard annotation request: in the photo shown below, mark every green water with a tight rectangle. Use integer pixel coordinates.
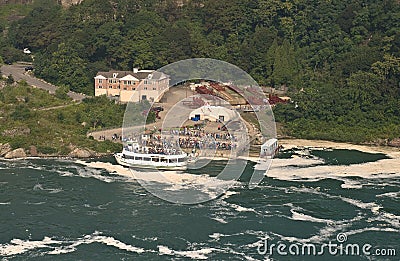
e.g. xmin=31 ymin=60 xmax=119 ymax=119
xmin=0 ymin=148 xmax=399 ymax=260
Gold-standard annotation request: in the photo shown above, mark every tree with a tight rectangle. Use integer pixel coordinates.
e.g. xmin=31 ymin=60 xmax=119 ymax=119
xmin=346 ymin=71 xmax=381 ymax=109
xmin=11 ymin=104 xmax=31 ymax=120
xmin=35 ymin=42 xmax=91 ymax=94
xmin=6 ymin=74 xmax=14 ymax=85
xmin=55 ymin=85 xmax=70 ymax=100
xmin=271 ymin=40 xmax=297 ymax=87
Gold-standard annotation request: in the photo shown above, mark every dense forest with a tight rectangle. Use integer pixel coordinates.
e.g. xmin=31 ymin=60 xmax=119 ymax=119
xmin=1 ymin=0 xmax=399 ymax=143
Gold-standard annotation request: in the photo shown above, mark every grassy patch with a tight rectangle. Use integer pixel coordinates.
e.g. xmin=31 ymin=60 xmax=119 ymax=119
xmin=0 ymin=80 xmax=123 ymax=154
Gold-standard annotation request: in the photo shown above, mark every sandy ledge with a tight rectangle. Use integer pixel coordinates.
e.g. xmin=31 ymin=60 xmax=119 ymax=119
xmin=279 ymin=138 xmax=400 ymax=158
xmin=261 ymin=139 xmax=400 ymax=181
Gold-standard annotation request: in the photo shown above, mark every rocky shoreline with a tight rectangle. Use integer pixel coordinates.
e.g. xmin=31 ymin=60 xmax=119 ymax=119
xmin=2 ymin=138 xmax=399 ymax=160
xmin=0 ymin=143 xmax=113 ymax=160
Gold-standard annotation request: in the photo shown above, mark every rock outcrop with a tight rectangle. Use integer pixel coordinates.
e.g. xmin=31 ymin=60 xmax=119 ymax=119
xmin=4 ymin=148 xmax=27 ymax=159
xmin=29 ymin=145 xmax=38 ymax=156
xmin=68 ymin=148 xmax=94 ymax=158
xmin=58 ymin=0 xmax=82 ymax=7
xmin=389 ymin=138 xmax=400 ymax=147
xmin=0 ymin=143 xmax=12 ymax=157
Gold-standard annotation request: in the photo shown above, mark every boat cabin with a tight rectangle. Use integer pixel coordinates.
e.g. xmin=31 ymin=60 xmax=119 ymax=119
xmin=260 ymin=138 xmax=279 ymax=158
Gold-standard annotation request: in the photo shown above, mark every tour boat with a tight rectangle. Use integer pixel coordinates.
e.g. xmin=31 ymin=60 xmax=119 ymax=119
xmin=114 ymin=141 xmax=188 ymax=170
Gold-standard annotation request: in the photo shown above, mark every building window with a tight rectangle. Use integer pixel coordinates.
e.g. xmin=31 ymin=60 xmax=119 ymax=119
xmin=98 ymin=79 xmax=103 ymax=83
xmin=108 ymin=79 xmax=112 ymax=83
xmin=153 ymin=87 xmax=156 ymax=90
xmin=144 ymin=87 xmax=147 ymax=90
xmin=123 ymin=87 xmax=127 ymax=90
xmin=127 ymin=80 xmax=131 ymax=85
xmin=133 ymin=88 xmax=136 ymax=90
xmin=109 ymin=86 xmax=112 ymax=89
xmin=118 ymin=86 xmax=120 ymax=89
xmin=124 ymin=81 xmax=127 ymax=84
xmin=113 ymin=73 xmax=118 ymax=78
xmin=98 ymin=86 xmax=102 ymax=89
xmin=144 ymin=80 xmax=148 ymax=84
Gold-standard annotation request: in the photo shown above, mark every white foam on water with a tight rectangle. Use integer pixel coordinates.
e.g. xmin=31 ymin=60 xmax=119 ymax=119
xmin=58 ymin=171 xmax=74 ymax=177
xmin=208 ymin=233 xmax=224 ymax=241
xmin=84 ymin=233 xmax=145 ymax=253
xmin=25 ymin=201 xmax=46 ymax=205
xmin=290 ymin=209 xmax=334 ymax=224
xmin=337 ymin=196 xmax=400 ymax=228
xmin=0 ymin=237 xmax=61 ymax=256
xmin=32 ymin=183 xmax=63 ymax=194
xmin=280 ymin=187 xmax=400 ymax=230
xmin=131 ymin=235 xmax=158 ymax=242
xmin=230 ymin=203 xmax=258 ymax=213
xmin=158 ymin=245 xmax=216 ymax=259
xmin=33 ymin=184 xmax=44 ymax=191
xmin=372 ymin=212 xmax=400 ymax=228
xmin=75 ymin=166 xmax=115 ymax=183
xmin=76 ymin=161 xmax=239 ymax=202
xmin=376 ymin=191 xmax=400 ymax=198
xmin=48 ymin=188 xmax=63 ymax=194
xmin=269 ymin=217 xmax=354 ymax=245
xmin=268 ymin=157 xmax=325 ymax=169
xmin=265 ymin=156 xmax=400 ymax=182
xmin=0 ymin=202 xmax=10 ymax=205
xmin=339 ymin=179 xmax=364 ymax=189
xmin=220 ymin=191 xmax=239 ymax=200
xmin=339 ymin=197 xmax=380 ymax=211
xmin=211 ymin=217 xmax=228 ymax=224
xmin=0 ymin=232 xmax=145 ymax=257
xmin=77 ymin=160 xmax=238 ymax=186
xmin=267 ymin=218 xmax=399 ymax=248
xmin=344 ymin=227 xmax=400 ymax=236
xmin=22 ymin=163 xmax=76 ymax=178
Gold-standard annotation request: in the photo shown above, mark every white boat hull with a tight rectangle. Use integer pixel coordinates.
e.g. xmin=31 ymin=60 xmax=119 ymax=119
xmin=114 ymin=153 xmax=187 ymax=171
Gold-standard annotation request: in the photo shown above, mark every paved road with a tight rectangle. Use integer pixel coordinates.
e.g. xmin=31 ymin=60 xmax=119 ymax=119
xmin=0 ymin=63 xmax=88 ymax=101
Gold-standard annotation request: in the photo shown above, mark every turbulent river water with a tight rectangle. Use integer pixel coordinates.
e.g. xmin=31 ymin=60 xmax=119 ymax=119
xmin=0 ymin=148 xmax=399 ymax=260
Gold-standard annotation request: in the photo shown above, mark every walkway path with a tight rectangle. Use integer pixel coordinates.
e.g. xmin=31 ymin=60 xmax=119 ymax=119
xmin=1 ymin=63 xmax=88 ymax=101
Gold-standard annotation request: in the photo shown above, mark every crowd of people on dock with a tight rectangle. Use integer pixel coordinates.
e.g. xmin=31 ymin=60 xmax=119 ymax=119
xmin=124 ymin=127 xmax=239 ymax=155
xmin=168 ymin=127 xmax=238 ymax=142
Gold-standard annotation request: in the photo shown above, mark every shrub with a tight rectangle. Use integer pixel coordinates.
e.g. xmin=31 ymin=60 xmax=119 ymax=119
xmin=37 ymin=146 xmax=57 ymax=154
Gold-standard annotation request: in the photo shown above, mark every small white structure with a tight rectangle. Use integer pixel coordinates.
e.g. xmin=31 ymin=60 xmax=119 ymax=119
xmin=260 ymin=138 xmax=279 ymax=158
xmin=23 ymin=48 xmax=31 ymax=54
xmin=189 ymin=105 xmax=238 ymax=122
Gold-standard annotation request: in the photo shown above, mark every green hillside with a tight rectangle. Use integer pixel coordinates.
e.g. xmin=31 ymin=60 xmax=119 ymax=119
xmin=0 ymin=0 xmax=399 ymax=143
xmin=0 ymin=79 xmax=123 ymax=155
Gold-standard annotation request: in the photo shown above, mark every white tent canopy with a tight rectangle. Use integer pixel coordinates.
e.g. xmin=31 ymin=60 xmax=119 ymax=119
xmin=189 ymin=105 xmax=239 ymax=122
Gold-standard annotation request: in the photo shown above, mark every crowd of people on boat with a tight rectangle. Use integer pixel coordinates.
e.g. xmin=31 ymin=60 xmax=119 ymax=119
xmin=126 ymin=145 xmax=183 ymax=155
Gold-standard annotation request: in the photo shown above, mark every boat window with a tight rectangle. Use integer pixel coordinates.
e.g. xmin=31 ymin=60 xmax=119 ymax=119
xmin=143 ymin=157 xmax=151 ymax=161
xmin=135 ymin=157 xmax=143 ymax=161
xmin=160 ymin=158 xmax=168 ymax=163
xmin=178 ymin=157 xmax=186 ymax=162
